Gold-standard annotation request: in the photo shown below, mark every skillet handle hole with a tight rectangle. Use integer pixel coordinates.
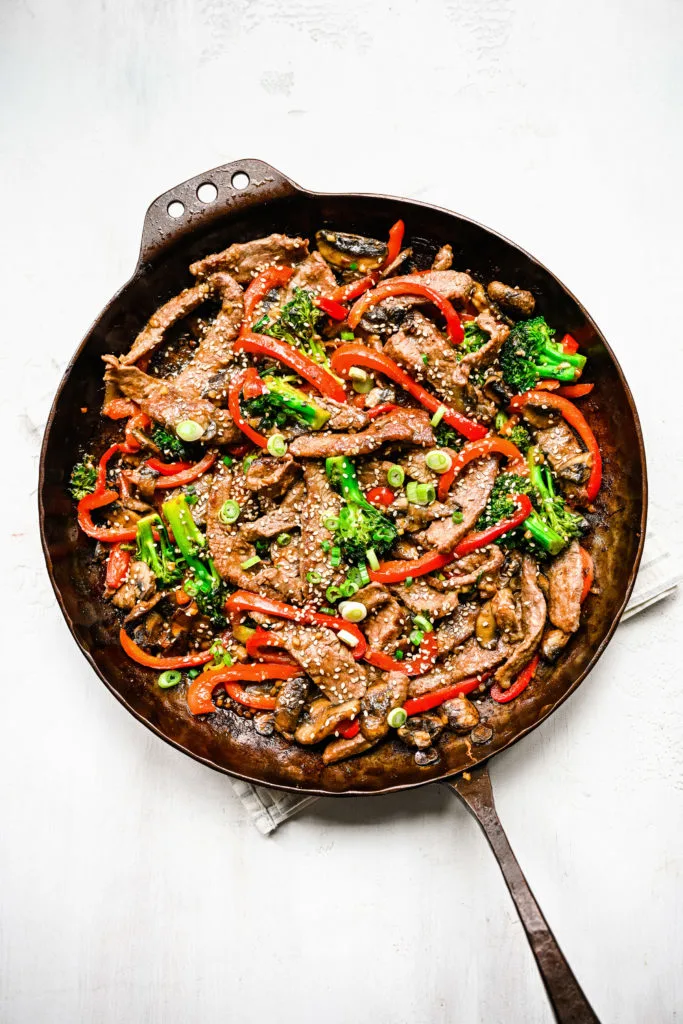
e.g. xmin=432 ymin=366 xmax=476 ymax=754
xmin=231 ymin=171 xmax=250 ymax=190
xmin=197 ymin=182 xmax=218 ymax=204
xmin=167 ymin=200 xmax=185 ymax=219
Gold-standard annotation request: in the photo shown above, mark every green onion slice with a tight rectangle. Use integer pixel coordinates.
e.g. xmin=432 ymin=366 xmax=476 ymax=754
xmin=276 ymin=532 xmax=291 ymax=547
xmin=339 ymin=580 xmax=359 ymax=598
xmin=338 ymin=600 xmax=367 ymax=623
xmin=451 ymin=509 xmax=464 ymax=523
xmin=425 ymin=450 xmax=453 ymax=474
xmin=430 ymin=405 xmax=446 ymax=427
xmin=409 ymin=629 xmax=424 ymax=646
xmin=267 ymin=433 xmax=287 ymax=457
xmin=386 ymin=464 xmax=405 ymax=488
xmin=341 ymin=330 xmax=355 ymax=341
xmin=406 ymin=481 xmax=436 ymax=505
xmin=241 ymin=556 xmax=262 ymax=570
xmin=324 ymin=517 xmax=339 ymax=531
xmin=306 ymin=570 xmax=323 ymax=585
xmin=413 ymin=614 xmax=433 ymax=633
xmin=366 ymin=548 xmax=380 ymax=571
xmin=175 ymin=419 xmax=205 ymax=442
xmin=387 ymin=707 xmax=407 ymax=728
xmin=326 ymin=585 xmax=342 ymax=604
xmin=219 ymin=499 xmax=240 ymax=525
xmin=158 ymin=669 xmax=182 ymax=689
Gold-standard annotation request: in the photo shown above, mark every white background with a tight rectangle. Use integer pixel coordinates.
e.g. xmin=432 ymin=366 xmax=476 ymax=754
xmin=2 ymin=1 xmax=682 ymax=1021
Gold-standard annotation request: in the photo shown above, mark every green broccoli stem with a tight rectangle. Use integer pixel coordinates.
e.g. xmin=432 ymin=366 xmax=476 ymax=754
xmin=263 ymin=376 xmax=331 ymax=430
xmin=536 ymin=362 xmax=582 ymax=382
xmin=162 ymin=495 xmax=218 ymax=594
xmin=326 ymin=456 xmax=371 ymax=509
xmin=136 ymin=514 xmax=179 ymax=583
xmin=523 ymin=511 xmax=566 ymax=556
xmin=539 ymin=341 xmax=586 ymax=370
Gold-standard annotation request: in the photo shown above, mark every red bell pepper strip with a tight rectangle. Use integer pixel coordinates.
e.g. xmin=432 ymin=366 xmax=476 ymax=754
xmin=560 ymin=333 xmax=579 ymax=355
xmin=365 ymin=403 xmax=400 ymax=420
xmin=314 ymin=296 xmax=349 ymax=321
xmin=365 ymin=486 xmax=395 ymax=508
xmin=509 ymin=390 xmax=602 ymax=502
xmin=103 ymin=396 xmax=137 ymax=420
xmin=332 ymin=276 xmax=375 ymax=303
xmin=330 ymin=344 xmax=487 ymax=441
xmin=403 ymin=674 xmax=485 ymax=716
xmin=146 ymin=457 xmax=193 ymax=476
xmin=77 ymin=490 xmax=139 ymax=543
xmin=579 ymin=546 xmax=594 ymax=603
xmin=187 ymin=663 xmax=300 ymax=715
xmin=105 ymin=543 xmax=131 ymax=589
xmin=235 ymin=332 xmax=348 ymax=404
xmin=490 ymin=654 xmax=539 ymax=704
xmin=245 ymin=628 xmax=299 ymax=666
xmin=383 ymin=219 xmax=405 ymax=269
xmin=119 ymin=627 xmax=219 ymax=670
xmin=436 ymin=436 xmax=525 ymax=503
xmin=534 ymin=380 xmax=561 ymax=392
xmin=364 ymin=632 xmax=439 ymax=678
xmin=124 ymin=410 xmax=151 ymax=452
xmin=555 ymin=383 xmax=594 ymax=399
xmin=368 ymin=494 xmax=533 ymax=583
xmin=241 ymin=266 xmax=294 ymax=334
xmin=224 ymin=590 xmax=367 ymax=659
xmin=152 ymin=450 xmax=218 ymax=490
xmin=95 ymin=443 xmax=130 ymax=494
xmin=347 ymin=277 xmax=464 ymax=345
xmin=337 ymin=719 xmax=360 ymax=738
xmin=228 ymin=368 xmax=269 ymax=448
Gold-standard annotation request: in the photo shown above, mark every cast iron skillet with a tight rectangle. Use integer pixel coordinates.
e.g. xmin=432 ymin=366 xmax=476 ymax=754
xmin=40 ymin=159 xmax=646 ymax=1023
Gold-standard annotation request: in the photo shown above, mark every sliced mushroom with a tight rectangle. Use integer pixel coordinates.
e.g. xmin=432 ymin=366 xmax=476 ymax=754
xmin=487 ymin=281 xmax=535 ymax=319
xmin=397 ymin=712 xmax=446 ymax=750
xmin=316 ymin=229 xmax=387 ymax=272
xmin=273 ymin=676 xmax=310 ymax=738
xmin=441 ymin=696 xmax=480 ymax=733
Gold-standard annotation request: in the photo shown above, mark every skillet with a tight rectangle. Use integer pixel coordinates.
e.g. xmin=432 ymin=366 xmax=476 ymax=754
xmin=39 ymin=159 xmax=646 ymax=1023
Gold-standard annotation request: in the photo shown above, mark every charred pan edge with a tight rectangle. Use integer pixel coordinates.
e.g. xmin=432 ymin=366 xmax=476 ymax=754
xmin=38 ymin=159 xmax=647 ymax=797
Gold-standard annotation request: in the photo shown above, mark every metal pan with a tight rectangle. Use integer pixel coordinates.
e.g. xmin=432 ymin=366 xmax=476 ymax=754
xmin=39 ymin=159 xmax=646 ymax=1023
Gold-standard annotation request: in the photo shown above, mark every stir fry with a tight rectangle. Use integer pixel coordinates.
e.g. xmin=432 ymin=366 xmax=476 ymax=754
xmin=69 ymin=221 xmax=600 ymax=767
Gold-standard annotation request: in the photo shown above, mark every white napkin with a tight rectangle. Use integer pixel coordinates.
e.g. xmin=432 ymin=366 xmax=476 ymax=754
xmin=232 ymin=533 xmax=680 ymax=834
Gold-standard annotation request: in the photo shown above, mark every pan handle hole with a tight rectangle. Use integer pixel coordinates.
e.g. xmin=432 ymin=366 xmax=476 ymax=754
xmin=231 ymin=171 xmax=250 ymax=191
xmin=167 ymin=201 xmax=185 ymax=219
xmin=197 ymin=182 xmax=218 ymax=204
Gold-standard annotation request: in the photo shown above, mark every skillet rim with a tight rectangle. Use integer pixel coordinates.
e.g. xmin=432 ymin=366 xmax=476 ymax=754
xmin=38 ymin=173 xmax=648 ymax=797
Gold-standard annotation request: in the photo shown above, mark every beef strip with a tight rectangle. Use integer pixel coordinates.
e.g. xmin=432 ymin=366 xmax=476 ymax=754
xmin=491 ymin=586 xmax=524 ymax=641
xmin=487 ymin=281 xmax=535 ymax=319
xmin=281 ymin=251 xmax=337 ymax=302
xmin=273 ymin=676 xmax=309 ymax=737
xmin=460 ymin=312 xmax=510 ymax=374
xmin=276 ymin=624 xmax=369 ymax=702
xmin=428 ymin=546 xmax=506 ymax=593
xmin=547 ymin=540 xmax=583 ymax=633
xmin=294 ymin=697 xmax=362 ymax=745
xmin=102 ymin=357 xmax=241 ymax=445
xmin=267 ymin=532 xmax=303 ymax=604
xmin=315 ymin=396 xmax=369 ymax=432
xmin=190 ymin=233 xmax=309 ymax=282
xmin=383 ymin=313 xmax=467 ymax=410
xmin=355 ymin=583 xmax=408 ymax=651
xmin=392 ymin=580 xmax=464 ymax=619
xmin=289 ymin=408 xmax=434 ymax=459
xmin=122 ymin=281 xmax=212 ymax=366
xmin=299 ymin=462 xmax=345 ymax=603
xmin=534 ymin=423 xmax=592 ymax=489
xmin=408 ymin=637 xmax=511 ymax=697
xmin=434 ymin=603 xmax=479 ymax=655
xmin=379 ymin=248 xmax=412 ymax=278
xmin=493 ymin=555 xmax=546 ymax=689
xmin=171 ymin=273 xmax=244 ymax=394
xmin=240 ymin=480 xmax=305 ymax=541
xmin=244 ymin=454 xmax=301 ymax=500
xmin=322 ymin=731 xmax=379 ymax=764
xmin=416 ymin=456 xmax=498 ymax=553
xmin=386 ymin=269 xmax=473 ymax=306
xmin=360 ymin=672 xmax=409 ymax=742
xmin=112 ymin=561 xmax=156 ymax=610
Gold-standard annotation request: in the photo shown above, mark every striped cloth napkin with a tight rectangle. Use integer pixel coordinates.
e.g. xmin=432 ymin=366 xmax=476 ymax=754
xmin=231 ymin=534 xmax=680 ymax=834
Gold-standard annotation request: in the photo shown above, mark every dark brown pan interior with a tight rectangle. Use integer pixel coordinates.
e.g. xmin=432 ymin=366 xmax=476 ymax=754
xmin=40 ymin=184 xmax=646 ymax=795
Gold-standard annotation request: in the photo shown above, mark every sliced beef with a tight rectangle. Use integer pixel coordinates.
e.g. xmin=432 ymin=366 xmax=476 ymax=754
xmin=240 ymin=480 xmax=304 ymax=541
xmin=245 ymin=454 xmax=301 ymax=500
xmin=190 ymin=233 xmax=309 ymax=282
xmin=441 ymin=696 xmax=480 ymax=733
xmin=359 ymin=671 xmax=409 ymax=742
xmin=355 ymin=583 xmax=408 ymax=652
xmin=434 ymin=603 xmax=479 ymax=655
xmin=289 ymin=408 xmax=434 ymax=459
xmin=393 ymin=580 xmax=464 ymax=619
xmin=461 ymin=312 xmax=509 ymax=374
xmin=383 ymin=313 xmax=467 ymax=410
xmin=112 ymin=561 xmax=156 ymax=610
xmin=429 ymin=546 xmax=506 ymax=593
xmin=171 ymin=273 xmax=244 ymax=394
xmin=276 ymin=623 xmax=369 ymax=702
xmin=493 ymin=556 xmax=546 ymax=690
xmin=273 ymin=676 xmax=310 ymax=737
xmin=491 ymin=586 xmax=524 ymax=641
xmin=534 ymin=423 xmax=592 ymax=489
xmin=487 ymin=281 xmax=535 ymax=319
xmin=299 ymin=462 xmax=345 ymax=602
xmin=281 ymin=251 xmax=337 ymax=302
xmin=322 ymin=731 xmax=378 ymax=764
xmin=315 ymin=396 xmax=369 ymax=432
xmin=122 ymin=281 xmax=212 ymax=366
xmin=547 ymin=540 xmax=583 ymax=633
xmin=388 ymin=270 xmax=473 ymax=305
xmin=294 ymin=697 xmax=362 ymax=745
xmin=267 ymin=532 xmax=303 ymax=604
xmin=416 ymin=456 xmax=498 ymax=553
xmin=408 ymin=637 xmax=511 ymax=697
xmin=102 ymin=357 xmax=241 ymax=445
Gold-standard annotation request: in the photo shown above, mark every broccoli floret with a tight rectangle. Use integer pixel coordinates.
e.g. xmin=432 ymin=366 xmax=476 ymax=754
xmin=434 ymin=421 xmax=465 ymax=451
xmin=69 ymin=457 xmax=97 ymax=500
xmin=526 ymin=451 xmax=587 ymax=550
xmin=162 ymin=494 xmax=223 ymax=598
xmin=458 ymin=320 xmax=488 ymax=357
xmin=254 ymin=287 xmax=329 ymax=367
xmin=136 ymin=514 xmax=183 ymax=586
xmin=151 ymin=425 xmax=188 ymax=460
xmin=508 ymin=424 xmax=533 ymax=454
xmin=326 ymin=456 xmax=397 ymax=565
xmin=244 ymin=376 xmax=331 ymax=430
xmin=193 ymin=580 xmax=228 ymax=627
xmin=500 ymin=316 xmax=586 ymax=393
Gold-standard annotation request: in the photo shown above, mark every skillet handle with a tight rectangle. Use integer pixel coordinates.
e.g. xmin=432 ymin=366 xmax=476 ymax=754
xmin=444 ymin=765 xmax=600 ymax=1024
xmin=137 ymin=159 xmax=303 ymax=267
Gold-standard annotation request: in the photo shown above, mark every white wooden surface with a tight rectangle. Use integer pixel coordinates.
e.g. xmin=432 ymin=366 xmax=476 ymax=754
xmin=2 ymin=1 xmax=682 ymax=1021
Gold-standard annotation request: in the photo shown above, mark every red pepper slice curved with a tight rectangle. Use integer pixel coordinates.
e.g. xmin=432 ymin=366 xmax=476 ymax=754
xmin=579 ymin=546 xmax=594 ymax=603
xmin=241 ymin=266 xmax=294 ymax=334
xmin=235 ymin=332 xmax=348 ymax=404
xmin=560 ymin=333 xmax=579 ymax=355
xmin=188 ymin=663 xmax=300 ymax=715
xmin=330 ymin=220 xmax=405 ymax=303
xmin=337 ymin=719 xmax=360 ymax=738
xmin=509 ymin=390 xmax=602 ymax=502
xmin=119 ymin=627 xmax=218 ymax=670
xmin=124 ymin=410 xmax=151 ymax=452
xmin=245 ymin=628 xmax=299 ymax=666
xmin=77 ymin=490 xmax=139 ymax=543
xmin=452 ymin=493 xmax=532 ymax=560
xmin=383 ymin=219 xmax=405 ymax=268
xmin=330 ymin=344 xmax=487 ymax=441
xmin=224 ymin=590 xmax=367 ymax=659
xmin=152 ymin=451 xmax=218 ymax=489
xmin=103 ymin=396 xmax=137 ymax=420
xmin=403 ymin=674 xmax=486 ymax=716
xmin=348 ymin=278 xmax=464 ymax=345
xmin=105 ymin=543 xmax=131 ymax=589
xmin=95 ymin=443 xmax=131 ymax=494
xmin=228 ymin=368 xmax=269 ymax=448
xmin=364 ymin=632 xmax=439 ymax=678
xmin=365 ymin=403 xmax=400 ymax=420
xmin=365 ymin=486 xmax=395 ymax=508
xmin=555 ymin=383 xmax=594 ymax=399
xmin=146 ymin=457 xmax=193 ymax=476
xmin=490 ymin=654 xmax=539 ymax=704
xmin=436 ymin=436 xmax=525 ymax=502
xmin=314 ymin=296 xmax=349 ymax=320
xmin=332 ymin=276 xmax=375 ymax=303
